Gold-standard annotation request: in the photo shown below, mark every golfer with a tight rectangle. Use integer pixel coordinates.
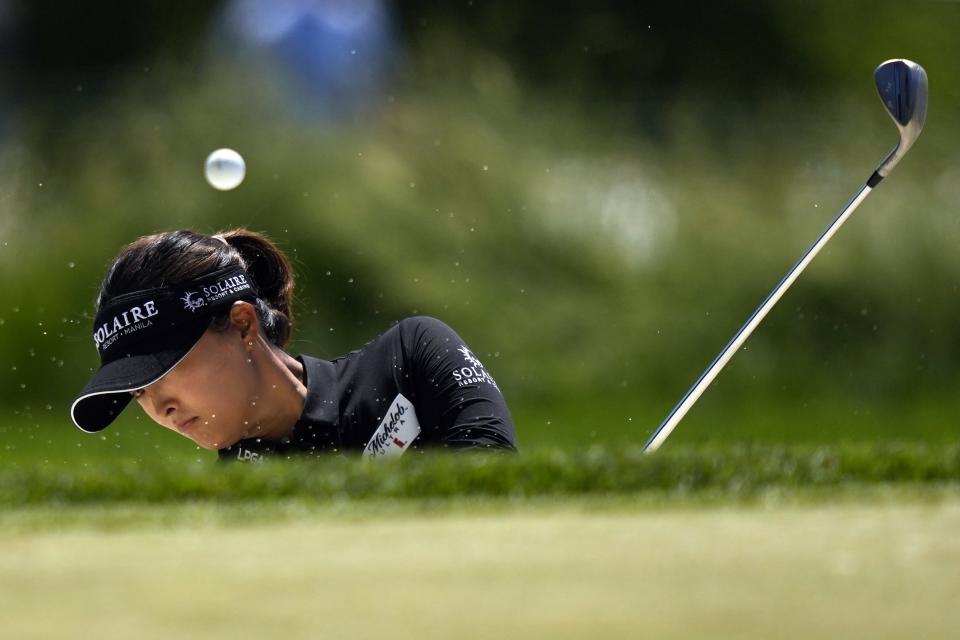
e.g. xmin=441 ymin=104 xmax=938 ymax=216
xmin=70 ymin=229 xmax=517 ymax=462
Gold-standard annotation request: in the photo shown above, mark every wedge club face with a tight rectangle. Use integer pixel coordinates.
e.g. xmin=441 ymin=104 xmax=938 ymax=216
xmin=873 ymin=59 xmax=928 ymax=180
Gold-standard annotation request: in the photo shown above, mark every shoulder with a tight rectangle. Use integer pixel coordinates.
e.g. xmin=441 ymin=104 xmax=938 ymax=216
xmin=396 ymin=315 xmax=469 ymax=359
xmin=335 ymin=316 xmax=457 ymax=361
xmin=397 ymin=315 xmax=464 ymax=345
xmin=323 ymin=317 xmax=467 ymax=370
xmin=398 ymin=315 xmax=456 ymax=334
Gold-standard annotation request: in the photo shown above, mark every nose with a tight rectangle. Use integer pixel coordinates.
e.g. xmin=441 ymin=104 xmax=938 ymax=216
xmin=144 ymin=389 xmax=179 ymax=423
xmin=134 ymin=383 xmax=185 ymax=427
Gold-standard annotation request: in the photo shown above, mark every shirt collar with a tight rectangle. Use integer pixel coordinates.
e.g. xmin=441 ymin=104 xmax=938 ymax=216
xmin=217 ymin=353 xmax=341 ymax=461
xmin=289 ymin=353 xmax=341 ymax=452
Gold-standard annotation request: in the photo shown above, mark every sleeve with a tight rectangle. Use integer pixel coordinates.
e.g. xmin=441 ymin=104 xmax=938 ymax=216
xmin=400 ymin=316 xmax=518 ymax=452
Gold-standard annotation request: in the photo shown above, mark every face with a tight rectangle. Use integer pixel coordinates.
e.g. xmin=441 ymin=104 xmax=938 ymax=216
xmin=131 ymin=310 xmax=262 ymax=450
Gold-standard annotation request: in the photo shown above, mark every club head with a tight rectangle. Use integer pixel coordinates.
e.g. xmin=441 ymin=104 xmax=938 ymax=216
xmin=873 ymin=59 xmax=928 ymax=181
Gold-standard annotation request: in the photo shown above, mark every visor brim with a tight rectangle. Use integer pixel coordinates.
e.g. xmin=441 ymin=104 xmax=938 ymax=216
xmin=70 ymin=319 xmax=211 ymax=433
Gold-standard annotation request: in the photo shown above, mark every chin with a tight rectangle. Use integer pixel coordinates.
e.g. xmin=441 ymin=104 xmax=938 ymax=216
xmin=186 ymin=433 xmax=225 ymax=451
xmin=202 ymin=432 xmax=245 ymax=451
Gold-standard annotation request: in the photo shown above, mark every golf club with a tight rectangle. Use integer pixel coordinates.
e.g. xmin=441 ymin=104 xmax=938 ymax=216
xmin=643 ymin=58 xmax=928 ymax=453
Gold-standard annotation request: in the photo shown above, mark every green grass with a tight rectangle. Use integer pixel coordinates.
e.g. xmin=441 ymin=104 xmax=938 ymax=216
xmin=2 ymin=443 xmax=957 ymax=506
xmin=3 ymin=419 xmax=957 ymax=639
xmin=511 ymin=389 xmax=960 ymax=449
xmin=4 ymin=397 xmax=956 ymax=639
xmin=2 ymin=497 xmax=959 ymax=639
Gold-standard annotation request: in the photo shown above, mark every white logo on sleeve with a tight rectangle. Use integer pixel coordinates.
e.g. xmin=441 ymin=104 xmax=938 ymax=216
xmin=363 ymin=393 xmax=421 ymax=459
xmin=451 ymin=345 xmax=499 ymax=389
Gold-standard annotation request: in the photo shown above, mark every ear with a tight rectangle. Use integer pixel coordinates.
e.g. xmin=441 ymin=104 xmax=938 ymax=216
xmin=227 ymin=301 xmax=260 ymax=342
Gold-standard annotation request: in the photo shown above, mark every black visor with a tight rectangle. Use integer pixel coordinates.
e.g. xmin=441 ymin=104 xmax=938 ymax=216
xmin=70 ymin=265 xmax=259 ymax=433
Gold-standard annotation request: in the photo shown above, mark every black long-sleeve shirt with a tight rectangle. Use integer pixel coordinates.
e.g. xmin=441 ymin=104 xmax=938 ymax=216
xmin=218 ymin=316 xmax=517 ymax=462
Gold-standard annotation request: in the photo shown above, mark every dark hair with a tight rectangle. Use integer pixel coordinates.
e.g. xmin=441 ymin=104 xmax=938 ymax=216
xmin=96 ymin=228 xmax=296 ymax=348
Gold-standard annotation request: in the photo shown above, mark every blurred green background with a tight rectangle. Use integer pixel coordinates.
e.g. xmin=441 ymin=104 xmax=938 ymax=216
xmin=1 ymin=0 xmax=958 ymax=464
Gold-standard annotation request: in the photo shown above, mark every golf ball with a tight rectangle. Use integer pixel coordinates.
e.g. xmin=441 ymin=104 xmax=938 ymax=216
xmin=204 ymin=148 xmax=245 ymax=190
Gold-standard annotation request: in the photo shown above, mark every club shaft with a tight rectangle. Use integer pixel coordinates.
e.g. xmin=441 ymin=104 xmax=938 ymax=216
xmin=642 ymin=183 xmax=874 ymax=453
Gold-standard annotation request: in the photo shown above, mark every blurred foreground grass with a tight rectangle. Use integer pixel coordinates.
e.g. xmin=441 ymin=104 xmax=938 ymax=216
xmin=2 ymin=498 xmax=959 ymax=639
xmin=1 ymin=442 xmax=957 ymax=506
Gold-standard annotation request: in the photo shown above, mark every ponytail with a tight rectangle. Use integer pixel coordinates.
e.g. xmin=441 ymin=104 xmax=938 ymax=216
xmin=213 ymin=228 xmax=296 ymax=348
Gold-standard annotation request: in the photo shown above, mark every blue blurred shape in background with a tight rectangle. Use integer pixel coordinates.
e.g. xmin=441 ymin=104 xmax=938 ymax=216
xmin=222 ymin=0 xmax=396 ymax=120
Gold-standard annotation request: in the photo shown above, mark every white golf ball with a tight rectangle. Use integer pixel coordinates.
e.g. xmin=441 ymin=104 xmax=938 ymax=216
xmin=204 ymin=148 xmax=246 ymax=190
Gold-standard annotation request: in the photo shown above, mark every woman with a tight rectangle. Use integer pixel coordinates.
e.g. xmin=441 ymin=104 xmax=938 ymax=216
xmin=69 ymin=229 xmax=517 ymax=462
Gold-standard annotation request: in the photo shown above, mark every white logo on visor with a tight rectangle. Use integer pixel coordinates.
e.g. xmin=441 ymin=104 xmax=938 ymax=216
xmin=181 ymin=291 xmax=205 ymax=312
xmin=93 ymin=300 xmax=160 ymax=352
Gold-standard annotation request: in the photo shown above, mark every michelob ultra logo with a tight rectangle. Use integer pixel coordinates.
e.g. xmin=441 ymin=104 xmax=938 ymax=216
xmin=363 ymin=393 xmax=421 ymax=459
